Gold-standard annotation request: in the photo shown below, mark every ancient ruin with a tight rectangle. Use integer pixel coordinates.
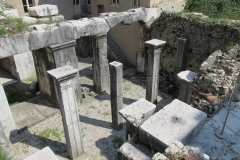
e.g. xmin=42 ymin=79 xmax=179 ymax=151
xmin=0 ymin=0 xmax=240 ymax=160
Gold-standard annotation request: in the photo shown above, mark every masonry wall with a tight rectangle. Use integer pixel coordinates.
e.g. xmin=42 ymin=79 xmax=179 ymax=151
xmin=145 ymin=13 xmax=240 ymax=75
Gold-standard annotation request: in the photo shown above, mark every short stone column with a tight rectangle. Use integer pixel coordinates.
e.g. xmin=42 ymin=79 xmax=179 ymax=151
xmin=177 ymin=70 xmax=197 ymax=104
xmin=0 ymin=82 xmax=17 ymax=139
xmin=145 ymin=39 xmax=166 ymax=104
xmin=92 ymin=33 xmax=110 ymax=93
xmin=109 ymin=61 xmax=123 ymax=130
xmin=32 ymin=40 xmax=82 ymax=106
xmin=176 ymin=38 xmax=188 ymax=76
xmin=47 ymin=65 xmax=84 ymax=159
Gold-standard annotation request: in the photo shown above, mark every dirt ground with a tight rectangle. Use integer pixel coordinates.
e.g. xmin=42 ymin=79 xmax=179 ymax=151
xmin=8 ymin=57 xmax=174 ymax=160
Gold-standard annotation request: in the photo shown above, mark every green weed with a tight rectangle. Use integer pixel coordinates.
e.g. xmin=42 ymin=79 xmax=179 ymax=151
xmin=112 ymin=136 xmax=124 ymax=148
xmin=39 ymin=128 xmax=62 ymax=141
xmin=124 ymin=86 xmax=131 ymax=91
xmin=227 ymin=42 xmax=234 ymax=51
xmin=89 ymin=105 xmax=96 ymax=109
xmin=0 ymin=147 xmax=9 ymax=160
xmin=102 ymin=112 xmax=110 ymax=117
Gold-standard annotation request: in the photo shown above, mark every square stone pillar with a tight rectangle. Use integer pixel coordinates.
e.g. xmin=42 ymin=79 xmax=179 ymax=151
xmin=136 ymin=24 xmax=146 ymax=73
xmin=177 ymin=70 xmax=197 ymax=104
xmin=91 ymin=33 xmax=110 ymax=94
xmin=176 ymin=38 xmax=188 ymax=76
xmin=32 ymin=40 xmax=82 ymax=106
xmin=0 ymin=82 xmax=17 ymax=139
xmin=145 ymin=39 xmax=166 ymax=104
xmin=109 ymin=61 xmax=123 ymax=130
xmin=47 ymin=65 xmax=84 ymax=159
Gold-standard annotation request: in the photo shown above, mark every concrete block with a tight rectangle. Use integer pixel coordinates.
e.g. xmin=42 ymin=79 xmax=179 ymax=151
xmin=28 ymin=5 xmax=59 ymax=17
xmin=24 ymin=146 xmax=59 ymax=160
xmin=119 ymin=98 xmax=156 ymax=127
xmin=22 ymin=16 xmax=38 ymax=24
xmin=117 ymin=142 xmax=151 ymax=160
xmin=139 ymin=99 xmax=207 ymax=152
xmin=3 ymin=9 xmax=19 ymax=18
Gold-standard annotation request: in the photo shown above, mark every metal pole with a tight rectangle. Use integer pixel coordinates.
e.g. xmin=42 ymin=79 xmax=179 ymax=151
xmin=215 ymin=72 xmax=240 ymax=139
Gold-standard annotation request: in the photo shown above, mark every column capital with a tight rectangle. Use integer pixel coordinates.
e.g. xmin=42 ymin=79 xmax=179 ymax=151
xmin=47 ymin=65 xmax=78 ymax=82
xmin=145 ymin=39 xmax=166 ymax=48
xmin=49 ymin=40 xmax=76 ymax=52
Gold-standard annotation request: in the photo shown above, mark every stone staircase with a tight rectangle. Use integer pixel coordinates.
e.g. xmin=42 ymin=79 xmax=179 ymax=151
xmin=107 ymin=34 xmax=132 ymax=69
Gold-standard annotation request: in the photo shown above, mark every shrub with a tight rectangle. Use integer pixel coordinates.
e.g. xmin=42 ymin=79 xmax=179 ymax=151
xmin=185 ymin=0 xmax=240 ymax=19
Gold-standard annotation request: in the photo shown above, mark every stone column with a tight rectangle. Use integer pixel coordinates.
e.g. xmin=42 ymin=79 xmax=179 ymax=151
xmin=145 ymin=39 xmax=166 ymax=104
xmin=0 ymin=82 xmax=17 ymax=139
xmin=176 ymin=38 xmax=188 ymax=76
xmin=177 ymin=70 xmax=197 ymax=104
xmin=109 ymin=61 xmax=123 ymax=130
xmin=32 ymin=40 xmax=82 ymax=106
xmin=136 ymin=24 xmax=146 ymax=73
xmin=92 ymin=33 xmax=110 ymax=94
xmin=47 ymin=65 xmax=84 ymax=159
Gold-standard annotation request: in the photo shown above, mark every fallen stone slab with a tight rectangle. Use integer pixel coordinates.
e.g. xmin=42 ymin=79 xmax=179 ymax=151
xmin=139 ymin=99 xmax=207 ymax=152
xmin=24 ymin=146 xmax=59 ymax=160
xmin=22 ymin=16 xmax=38 ymax=24
xmin=28 ymin=5 xmax=59 ymax=17
xmin=118 ymin=142 xmax=152 ymax=160
xmin=119 ymin=98 xmax=156 ymax=127
xmin=177 ymin=70 xmax=197 ymax=83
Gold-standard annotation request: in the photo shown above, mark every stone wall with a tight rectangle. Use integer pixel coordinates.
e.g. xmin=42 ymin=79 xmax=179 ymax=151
xmin=0 ymin=0 xmax=7 ymax=12
xmin=192 ymin=45 xmax=240 ymax=114
xmin=145 ymin=13 xmax=240 ymax=75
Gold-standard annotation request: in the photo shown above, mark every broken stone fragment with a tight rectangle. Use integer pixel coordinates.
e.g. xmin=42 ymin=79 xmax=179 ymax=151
xmin=22 ymin=16 xmax=38 ymax=24
xmin=28 ymin=4 xmax=59 ymax=17
xmin=52 ymin=15 xmax=64 ymax=23
xmin=3 ymin=9 xmax=19 ymax=18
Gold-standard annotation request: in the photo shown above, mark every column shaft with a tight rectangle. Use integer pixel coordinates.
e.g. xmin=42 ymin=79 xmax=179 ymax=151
xmin=92 ymin=33 xmax=109 ymax=93
xmin=48 ymin=66 xmax=83 ymax=159
xmin=109 ymin=61 xmax=123 ymax=130
xmin=176 ymin=38 xmax=188 ymax=75
xmin=145 ymin=39 xmax=166 ymax=104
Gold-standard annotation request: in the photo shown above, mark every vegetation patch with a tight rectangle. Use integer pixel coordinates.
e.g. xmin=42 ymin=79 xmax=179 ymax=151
xmin=185 ymin=0 xmax=240 ymax=20
xmin=112 ymin=136 xmax=124 ymax=149
xmin=0 ymin=147 xmax=9 ymax=160
xmin=0 ymin=15 xmax=28 ymax=37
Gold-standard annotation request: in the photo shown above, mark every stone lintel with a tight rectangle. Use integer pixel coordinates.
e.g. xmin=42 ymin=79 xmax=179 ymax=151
xmin=47 ymin=65 xmax=78 ymax=82
xmin=49 ymin=40 xmax=76 ymax=52
xmin=177 ymin=70 xmax=197 ymax=83
xmin=145 ymin=39 xmax=166 ymax=48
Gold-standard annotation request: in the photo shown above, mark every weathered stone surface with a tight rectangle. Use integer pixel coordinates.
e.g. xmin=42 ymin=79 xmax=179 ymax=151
xmin=24 ymin=146 xmax=59 ymax=160
xmin=110 ymin=61 xmax=123 ymax=130
xmin=0 ymin=32 xmax=30 ymax=58
xmin=92 ymin=33 xmax=110 ymax=93
xmin=139 ymin=99 xmax=207 ymax=152
xmin=117 ymin=142 xmax=151 ymax=160
xmin=38 ymin=17 xmax=50 ymax=23
xmin=48 ymin=65 xmax=84 ymax=159
xmin=0 ymin=82 xmax=16 ymax=138
xmin=51 ymin=15 xmax=64 ymax=23
xmin=28 ymin=5 xmax=59 ymax=17
xmin=22 ymin=16 xmax=38 ymax=24
xmin=3 ymin=9 xmax=19 ymax=18
xmin=119 ymin=98 xmax=156 ymax=127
